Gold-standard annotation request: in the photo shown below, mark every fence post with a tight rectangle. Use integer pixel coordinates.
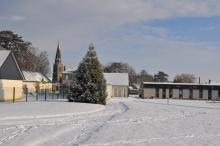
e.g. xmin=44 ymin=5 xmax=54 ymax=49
xmin=44 ymin=89 xmax=47 ymax=101
xmin=13 ymin=87 xmax=15 ymax=103
xmin=36 ymin=89 xmax=38 ymax=101
xmin=52 ymin=91 xmax=54 ymax=100
xmin=26 ymin=87 xmax=28 ymax=102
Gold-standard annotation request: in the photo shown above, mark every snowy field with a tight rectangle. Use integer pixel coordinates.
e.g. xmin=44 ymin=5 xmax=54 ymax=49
xmin=0 ymin=98 xmax=220 ymax=146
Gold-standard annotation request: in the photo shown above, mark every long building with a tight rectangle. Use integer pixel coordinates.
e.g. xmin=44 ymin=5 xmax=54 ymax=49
xmin=140 ymin=82 xmax=220 ymax=100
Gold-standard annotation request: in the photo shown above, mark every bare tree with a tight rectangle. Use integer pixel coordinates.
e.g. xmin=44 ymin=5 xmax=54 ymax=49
xmin=104 ymin=62 xmax=136 ymax=85
xmin=0 ymin=30 xmax=50 ymax=75
xmin=136 ymin=70 xmax=153 ymax=84
xmin=173 ymin=73 xmax=196 ymax=83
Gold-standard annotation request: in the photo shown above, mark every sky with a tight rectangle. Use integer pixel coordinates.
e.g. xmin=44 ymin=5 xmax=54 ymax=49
xmin=1 ymin=0 xmax=220 ymax=83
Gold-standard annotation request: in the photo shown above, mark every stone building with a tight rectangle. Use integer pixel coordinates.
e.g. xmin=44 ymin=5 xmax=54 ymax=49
xmin=52 ymin=42 xmax=64 ymax=83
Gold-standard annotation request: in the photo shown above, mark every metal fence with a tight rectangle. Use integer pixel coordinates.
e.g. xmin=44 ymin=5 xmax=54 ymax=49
xmin=22 ymin=88 xmax=70 ymax=102
xmin=0 ymin=87 xmax=70 ymax=103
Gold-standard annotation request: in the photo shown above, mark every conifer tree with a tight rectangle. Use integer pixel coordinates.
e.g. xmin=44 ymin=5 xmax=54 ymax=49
xmin=70 ymin=43 xmax=107 ymax=105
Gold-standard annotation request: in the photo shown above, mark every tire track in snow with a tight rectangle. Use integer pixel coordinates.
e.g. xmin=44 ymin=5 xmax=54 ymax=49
xmin=0 ymin=125 xmax=32 ymax=145
xmin=80 ymin=133 xmax=220 ymax=146
xmin=72 ymin=101 xmax=129 ymax=146
xmin=0 ymin=104 xmax=105 ymax=146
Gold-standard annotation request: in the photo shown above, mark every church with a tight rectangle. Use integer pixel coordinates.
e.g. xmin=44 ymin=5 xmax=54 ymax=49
xmin=52 ymin=43 xmax=129 ymax=98
xmin=52 ymin=42 xmax=64 ymax=83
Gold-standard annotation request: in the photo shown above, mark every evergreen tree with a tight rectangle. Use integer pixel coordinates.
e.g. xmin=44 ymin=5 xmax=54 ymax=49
xmin=70 ymin=43 xmax=107 ymax=105
xmin=154 ymin=71 xmax=169 ymax=82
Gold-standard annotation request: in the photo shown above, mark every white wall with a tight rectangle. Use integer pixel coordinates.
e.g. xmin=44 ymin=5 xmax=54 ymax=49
xmin=173 ymin=89 xmax=179 ymax=99
xmin=183 ymin=89 xmax=189 ymax=99
xmin=203 ymin=90 xmax=208 ymax=100
xmin=193 ymin=89 xmax=199 ymax=99
xmin=23 ymin=81 xmax=52 ymax=92
xmin=143 ymin=88 xmax=156 ymax=98
xmin=106 ymin=85 xmax=112 ymax=99
xmin=212 ymin=90 xmax=218 ymax=100
xmin=159 ymin=89 xmax=163 ymax=99
xmin=0 ymin=79 xmax=23 ymax=101
xmin=166 ymin=89 xmax=169 ymax=98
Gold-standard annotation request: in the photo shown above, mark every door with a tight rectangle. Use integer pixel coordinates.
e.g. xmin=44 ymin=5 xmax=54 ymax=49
xmin=114 ymin=88 xmax=125 ymax=97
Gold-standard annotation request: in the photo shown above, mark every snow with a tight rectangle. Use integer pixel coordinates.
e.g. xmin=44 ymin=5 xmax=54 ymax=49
xmin=0 ymin=98 xmax=220 ymax=146
xmin=104 ymin=73 xmax=129 ymax=86
xmin=143 ymin=81 xmax=220 ymax=86
xmin=22 ymin=71 xmax=50 ymax=82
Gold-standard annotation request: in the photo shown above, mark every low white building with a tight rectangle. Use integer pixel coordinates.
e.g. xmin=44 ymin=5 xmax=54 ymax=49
xmin=104 ymin=73 xmax=129 ymax=98
xmin=141 ymin=82 xmax=220 ymax=100
xmin=22 ymin=71 xmax=52 ymax=92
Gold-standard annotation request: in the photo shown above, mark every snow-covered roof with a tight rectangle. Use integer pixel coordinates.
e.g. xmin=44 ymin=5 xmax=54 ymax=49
xmin=143 ymin=82 xmax=220 ymax=86
xmin=22 ymin=71 xmax=51 ymax=82
xmin=0 ymin=50 xmax=10 ymax=67
xmin=104 ymin=73 xmax=129 ymax=86
xmin=63 ymin=67 xmax=76 ymax=74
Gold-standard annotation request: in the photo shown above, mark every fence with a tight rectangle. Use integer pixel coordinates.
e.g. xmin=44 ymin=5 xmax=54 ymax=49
xmin=0 ymin=86 xmax=70 ymax=103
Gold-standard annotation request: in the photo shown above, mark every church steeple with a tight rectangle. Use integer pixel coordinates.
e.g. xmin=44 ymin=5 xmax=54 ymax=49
xmin=52 ymin=41 xmax=64 ymax=83
xmin=55 ymin=41 xmax=61 ymax=60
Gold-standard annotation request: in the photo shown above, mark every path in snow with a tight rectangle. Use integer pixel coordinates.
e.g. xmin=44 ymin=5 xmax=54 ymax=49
xmin=0 ymin=98 xmax=220 ymax=146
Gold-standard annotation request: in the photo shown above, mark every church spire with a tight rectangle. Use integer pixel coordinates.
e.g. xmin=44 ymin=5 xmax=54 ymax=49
xmin=53 ymin=41 xmax=64 ymax=83
xmin=55 ymin=41 xmax=61 ymax=60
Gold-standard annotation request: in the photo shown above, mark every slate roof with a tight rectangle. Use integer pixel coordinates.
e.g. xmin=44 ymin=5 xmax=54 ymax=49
xmin=0 ymin=49 xmax=24 ymax=80
xmin=104 ymin=73 xmax=129 ymax=86
xmin=0 ymin=50 xmax=10 ymax=67
xmin=22 ymin=71 xmax=51 ymax=82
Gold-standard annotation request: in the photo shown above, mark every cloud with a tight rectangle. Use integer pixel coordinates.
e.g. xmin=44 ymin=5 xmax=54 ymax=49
xmin=11 ymin=15 xmax=26 ymax=21
xmin=0 ymin=15 xmax=26 ymax=21
xmin=1 ymin=0 xmax=220 ymax=81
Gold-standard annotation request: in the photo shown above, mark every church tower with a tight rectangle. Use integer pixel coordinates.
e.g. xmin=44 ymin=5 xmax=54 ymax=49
xmin=52 ymin=42 xmax=64 ymax=83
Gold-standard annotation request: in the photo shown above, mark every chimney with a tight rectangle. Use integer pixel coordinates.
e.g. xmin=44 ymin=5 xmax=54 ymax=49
xmin=209 ymin=80 xmax=211 ymax=84
xmin=199 ymin=77 xmax=200 ymax=84
xmin=64 ymin=66 xmax=66 ymax=71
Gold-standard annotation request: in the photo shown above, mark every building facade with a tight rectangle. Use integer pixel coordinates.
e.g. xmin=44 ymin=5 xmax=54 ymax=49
xmin=0 ymin=50 xmax=24 ymax=101
xmin=104 ymin=73 xmax=129 ymax=98
xmin=52 ymin=42 xmax=64 ymax=83
xmin=62 ymin=70 xmax=76 ymax=86
xmin=22 ymin=71 xmax=52 ymax=92
xmin=141 ymin=82 xmax=220 ymax=100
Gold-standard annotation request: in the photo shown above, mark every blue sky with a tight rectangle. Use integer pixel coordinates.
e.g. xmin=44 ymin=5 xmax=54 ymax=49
xmin=1 ymin=0 xmax=220 ymax=82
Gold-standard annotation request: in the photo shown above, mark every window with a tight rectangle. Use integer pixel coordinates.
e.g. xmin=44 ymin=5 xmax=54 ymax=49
xmin=156 ymin=88 xmax=159 ymax=98
xmin=169 ymin=88 xmax=173 ymax=98
xmin=179 ymin=89 xmax=183 ymax=99
xmin=189 ymin=88 xmax=193 ymax=99
xmin=199 ymin=88 xmax=203 ymax=99
xmin=218 ymin=88 xmax=220 ymax=97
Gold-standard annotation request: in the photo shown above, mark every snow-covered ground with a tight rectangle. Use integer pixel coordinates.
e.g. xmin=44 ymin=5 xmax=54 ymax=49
xmin=0 ymin=98 xmax=220 ymax=146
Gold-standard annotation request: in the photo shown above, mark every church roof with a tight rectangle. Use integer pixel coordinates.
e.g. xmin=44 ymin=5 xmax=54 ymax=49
xmin=55 ymin=42 xmax=61 ymax=59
